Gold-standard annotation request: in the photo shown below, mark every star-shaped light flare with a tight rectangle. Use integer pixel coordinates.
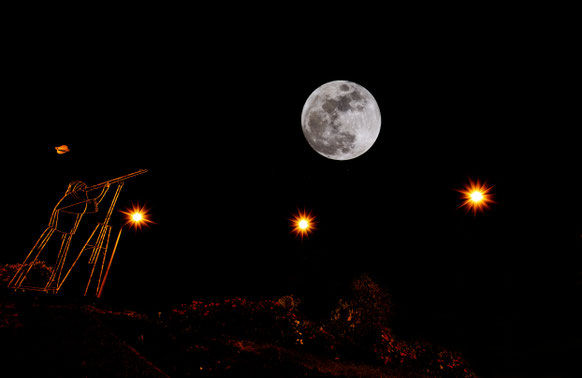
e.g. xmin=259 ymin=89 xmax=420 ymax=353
xmin=290 ymin=209 xmax=316 ymax=239
xmin=120 ymin=203 xmax=153 ymax=230
xmin=457 ymin=178 xmax=495 ymax=215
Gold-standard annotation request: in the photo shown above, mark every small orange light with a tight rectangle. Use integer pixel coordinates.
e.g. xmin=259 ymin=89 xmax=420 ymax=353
xmin=457 ymin=178 xmax=495 ymax=215
xmin=120 ymin=203 xmax=153 ymax=230
xmin=290 ymin=209 xmax=316 ymax=239
xmin=470 ymin=191 xmax=484 ymax=203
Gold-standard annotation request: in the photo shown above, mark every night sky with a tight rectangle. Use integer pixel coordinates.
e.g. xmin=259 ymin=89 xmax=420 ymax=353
xmin=4 ymin=14 xmax=580 ymax=373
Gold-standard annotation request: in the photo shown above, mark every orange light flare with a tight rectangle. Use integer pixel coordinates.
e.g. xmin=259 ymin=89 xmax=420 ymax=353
xmin=457 ymin=178 xmax=495 ymax=215
xmin=120 ymin=203 xmax=154 ymax=230
xmin=290 ymin=209 xmax=317 ymax=239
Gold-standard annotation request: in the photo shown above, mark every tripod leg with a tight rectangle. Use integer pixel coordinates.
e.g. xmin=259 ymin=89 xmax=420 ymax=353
xmin=95 ymin=226 xmax=112 ymax=296
xmin=97 ymin=227 xmax=123 ymax=299
xmin=89 ymin=223 xmax=109 ymax=264
xmin=84 ymin=224 xmax=112 ymax=296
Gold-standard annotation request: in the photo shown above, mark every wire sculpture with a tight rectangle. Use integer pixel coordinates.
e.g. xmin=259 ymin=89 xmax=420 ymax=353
xmin=9 ymin=169 xmax=148 ymax=296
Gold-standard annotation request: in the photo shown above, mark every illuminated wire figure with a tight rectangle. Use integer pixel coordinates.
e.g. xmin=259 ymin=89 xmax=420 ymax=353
xmin=9 ymin=169 xmax=148 ymax=295
xmin=9 ymin=181 xmax=109 ymax=292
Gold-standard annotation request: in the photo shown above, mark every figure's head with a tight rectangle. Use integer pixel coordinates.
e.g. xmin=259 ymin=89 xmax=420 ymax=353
xmin=66 ymin=181 xmax=87 ymax=199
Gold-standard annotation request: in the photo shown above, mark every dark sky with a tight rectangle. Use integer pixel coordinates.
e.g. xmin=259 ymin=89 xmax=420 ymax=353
xmin=4 ymin=14 xmax=580 ymax=374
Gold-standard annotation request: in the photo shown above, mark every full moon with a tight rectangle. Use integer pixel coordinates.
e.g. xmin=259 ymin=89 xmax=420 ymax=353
xmin=301 ymin=80 xmax=381 ymax=160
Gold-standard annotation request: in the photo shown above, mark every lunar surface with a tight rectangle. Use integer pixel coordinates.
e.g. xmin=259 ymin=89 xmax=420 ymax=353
xmin=301 ymin=80 xmax=381 ymax=160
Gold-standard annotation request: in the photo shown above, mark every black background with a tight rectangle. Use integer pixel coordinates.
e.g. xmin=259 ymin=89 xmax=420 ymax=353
xmin=3 ymin=9 xmax=580 ymax=375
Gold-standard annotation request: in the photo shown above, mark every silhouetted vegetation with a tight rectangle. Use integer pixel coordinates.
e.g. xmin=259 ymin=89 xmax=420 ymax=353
xmin=1 ymin=261 xmax=53 ymax=288
xmin=327 ymin=273 xmax=392 ymax=354
xmin=1 ymin=267 xmax=475 ymax=376
xmin=169 ymin=273 xmax=474 ymax=376
xmin=326 ymin=274 xmax=473 ymax=375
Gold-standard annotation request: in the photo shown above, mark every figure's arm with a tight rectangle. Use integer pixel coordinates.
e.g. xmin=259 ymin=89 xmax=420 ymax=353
xmin=55 ymin=194 xmax=85 ymax=212
xmin=57 ymin=200 xmax=92 ymax=213
xmin=91 ymin=183 xmax=110 ymax=205
xmin=78 ymin=184 xmax=110 ymax=213
xmin=58 ymin=184 xmax=111 ymax=214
